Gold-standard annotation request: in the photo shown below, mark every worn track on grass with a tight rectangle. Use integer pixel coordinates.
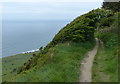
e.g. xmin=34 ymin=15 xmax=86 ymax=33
xmin=79 ymin=38 xmax=99 ymax=82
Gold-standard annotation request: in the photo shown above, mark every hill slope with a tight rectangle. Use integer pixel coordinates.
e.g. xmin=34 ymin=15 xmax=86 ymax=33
xmin=2 ymin=8 xmax=119 ymax=82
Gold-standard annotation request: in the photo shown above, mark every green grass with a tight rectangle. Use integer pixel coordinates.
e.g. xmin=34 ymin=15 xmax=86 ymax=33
xmin=92 ymin=44 xmax=118 ymax=82
xmin=9 ymin=41 xmax=95 ymax=82
xmin=2 ymin=52 xmax=39 ymax=82
xmin=92 ymin=11 xmax=119 ymax=82
xmin=92 ymin=33 xmax=118 ymax=82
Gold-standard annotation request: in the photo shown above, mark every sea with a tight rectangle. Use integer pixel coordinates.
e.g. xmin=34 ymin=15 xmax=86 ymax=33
xmin=2 ymin=20 xmax=70 ymax=57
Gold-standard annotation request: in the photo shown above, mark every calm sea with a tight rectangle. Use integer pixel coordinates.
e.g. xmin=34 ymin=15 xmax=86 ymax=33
xmin=2 ymin=20 xmax=70 ymax=57
xmin=1 ymin=2 xmax=102 ymax=57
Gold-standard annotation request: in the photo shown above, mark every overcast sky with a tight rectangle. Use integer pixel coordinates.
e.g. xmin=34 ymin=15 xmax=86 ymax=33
xmin=1 ymin=0 xmax=104 ymax=2
xmin=0 ymin=0 xmax=104 ymax=21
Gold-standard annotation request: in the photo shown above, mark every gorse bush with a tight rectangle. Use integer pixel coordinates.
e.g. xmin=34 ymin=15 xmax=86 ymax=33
xmin=52 ymin=9 xmax=113 ymax=44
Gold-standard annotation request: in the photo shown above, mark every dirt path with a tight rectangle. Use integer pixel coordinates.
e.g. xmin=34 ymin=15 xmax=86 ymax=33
xmin=79 ymin=38 xmax=99 ymax=82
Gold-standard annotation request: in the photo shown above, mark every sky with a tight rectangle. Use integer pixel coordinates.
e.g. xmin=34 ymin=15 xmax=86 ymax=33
xmin=0 ymin=0 xmax=104 ymax=2
xmin=1 ymin=1 xmax=103 ymax=21
xmin=1 ymin=0 xmax=119 ymax=2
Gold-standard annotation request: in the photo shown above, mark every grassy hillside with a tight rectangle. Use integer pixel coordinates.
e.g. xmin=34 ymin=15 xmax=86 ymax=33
xmin=92 ymin=33 xmax=118 ymax=82
xmin=92 ymin=12 xmax=119 ymax=82
xmin=15 ymin=9 xmax=114 ymax=74
xmin=3 ymin=9 xmax=100 ymax=82
xmin=2 ymin=52 xmax=39 ymax=82
xmin=2 ymin=8 xmax=119 ymax=82
xmin=8 ymin=41 xmax=95 ymax=82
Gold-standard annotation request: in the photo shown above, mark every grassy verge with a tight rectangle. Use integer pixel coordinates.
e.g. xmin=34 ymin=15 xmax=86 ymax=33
xmin=9 ymin=41 xmax=95 ymax=82
xmin=92 ymin=33 xmax=118 ymax=82
xmin=2 ymin=52 xmax=39 ymax=82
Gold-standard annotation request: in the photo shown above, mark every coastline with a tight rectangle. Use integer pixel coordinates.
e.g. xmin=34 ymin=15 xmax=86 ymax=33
xmin=2 ymin=49 xmax=40 ymax=58
xmin=21 ymin=49 xmax=39 ymax=54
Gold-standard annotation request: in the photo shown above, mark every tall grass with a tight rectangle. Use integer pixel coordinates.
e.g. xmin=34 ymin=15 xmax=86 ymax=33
xmin=10 ymin=41 xmax=95 ymax=82
xmin=92 ymin=32 xmax=118 ymax=82
xmin=2 ymin=52 xmax=39 ymax=82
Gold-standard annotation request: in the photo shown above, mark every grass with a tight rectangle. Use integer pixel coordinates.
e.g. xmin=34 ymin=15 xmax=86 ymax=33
xmin=92 ymin=11 xmax=119 ymax=82
xmin=8 ymin=41 xmax=95 ymax=82
xmin=2 ymin=52 xmax=39 ymax=82
xmin=92 ymin=44 xmax=118 ymax=82
xmin=92 ymin=33 xmax=118 ymax=82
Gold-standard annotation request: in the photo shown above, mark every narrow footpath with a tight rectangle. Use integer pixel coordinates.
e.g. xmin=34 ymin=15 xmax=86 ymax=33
xmin=79 ymin=38 xmax=99 ymax=82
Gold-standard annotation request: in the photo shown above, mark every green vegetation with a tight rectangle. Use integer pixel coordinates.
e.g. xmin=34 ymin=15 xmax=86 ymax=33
xmin=15 ymin=9 xmax=115 ymax=75
xmin=92 ymin=33 xmax=118 ymax=82
xmin=102 ymin=1 xmax=120 ymax=12
xmin=3 ymin=8 xmax=102 ymax=82
xmin=2 ymin=52 xmax=39 ymax=82
xmin=15 ymin=9 xmax=98 ymax=74
xmin=9 ymin=41 xmax=95 ymax=82
xmin=92 ymin=11 xmax=119 ymax=82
